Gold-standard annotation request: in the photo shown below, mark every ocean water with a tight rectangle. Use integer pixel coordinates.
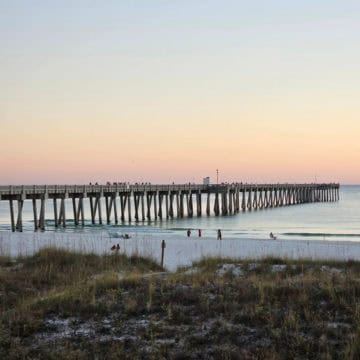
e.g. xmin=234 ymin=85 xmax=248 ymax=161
xmin=0 ymin=185 xmax=359 ymax=242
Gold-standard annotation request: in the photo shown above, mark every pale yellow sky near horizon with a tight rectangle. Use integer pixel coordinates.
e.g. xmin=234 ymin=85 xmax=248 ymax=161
xmin=2 ymin=105 xmax=358 ymax=184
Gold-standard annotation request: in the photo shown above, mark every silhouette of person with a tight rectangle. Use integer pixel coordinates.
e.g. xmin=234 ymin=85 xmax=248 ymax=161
xmin=187 ymin=229 xmax=191 ymax=237
xmin=198 ymin=229 xmax=202 ymax=237
xmin=217 ymin=229 xmax=222 ymax=240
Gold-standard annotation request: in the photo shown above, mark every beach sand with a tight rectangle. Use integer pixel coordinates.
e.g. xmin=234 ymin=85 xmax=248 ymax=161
xmin=2 ymin=231 xmax=360 ymax=270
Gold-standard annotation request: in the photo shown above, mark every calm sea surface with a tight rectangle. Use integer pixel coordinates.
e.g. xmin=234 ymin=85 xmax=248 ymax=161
xmin=0 ymin=185 xmax=359 ymax=241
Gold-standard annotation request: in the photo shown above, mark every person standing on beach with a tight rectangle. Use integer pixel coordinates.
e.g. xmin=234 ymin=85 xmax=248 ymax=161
xmin=217 ymin=229 xmax=222 ymax=240
xmin=198 ymin=229 xmax=202 ymax=237
xmin=187 ymin=229 xmax=191 ymax=237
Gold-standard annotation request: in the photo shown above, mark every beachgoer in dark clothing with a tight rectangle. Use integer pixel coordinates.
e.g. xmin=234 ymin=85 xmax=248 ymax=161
xmin=187 ymin=229 xmax=191 ymax=237
xmin=111 ymin=244 xmax=120 ymax=253
xmin=198 ymin=229 xmax=202 ymax=237
xmin=217 ymin=229 xmax=222 ymax=240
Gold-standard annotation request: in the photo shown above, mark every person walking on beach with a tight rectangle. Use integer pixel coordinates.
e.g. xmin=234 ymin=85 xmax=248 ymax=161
xmin=217 ymin=229 xmax=222 ymax=240
xmin=198 ymin=229 xmax=202 ymax=238
xmin=187 ymin=229 xmax=191 ymax=237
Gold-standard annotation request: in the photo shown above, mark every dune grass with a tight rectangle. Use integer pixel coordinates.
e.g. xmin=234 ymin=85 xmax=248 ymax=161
xmin=1 ymin=249 xmax=360 ymax=359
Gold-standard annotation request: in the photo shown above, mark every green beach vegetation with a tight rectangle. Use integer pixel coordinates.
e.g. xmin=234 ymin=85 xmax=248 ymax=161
xmin=1 ymin=248 xmax=360 ymax=359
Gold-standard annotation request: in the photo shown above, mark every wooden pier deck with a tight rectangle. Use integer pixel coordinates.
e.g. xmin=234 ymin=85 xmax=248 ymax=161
xmin=0 ymin=183 xmax=339 ymax=231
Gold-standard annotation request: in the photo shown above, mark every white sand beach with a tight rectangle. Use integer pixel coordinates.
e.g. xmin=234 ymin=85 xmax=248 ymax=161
xmin=1 ymin=231 xmax=360 ymax=271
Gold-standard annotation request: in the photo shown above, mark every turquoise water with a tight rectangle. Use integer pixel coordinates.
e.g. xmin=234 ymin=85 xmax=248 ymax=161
xmin=0 ymin=185 xmax=359 ymax=241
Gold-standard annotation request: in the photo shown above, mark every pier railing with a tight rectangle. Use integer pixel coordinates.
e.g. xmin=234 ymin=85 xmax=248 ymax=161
xmin=0 ymin=183 xmax=339 ymax=232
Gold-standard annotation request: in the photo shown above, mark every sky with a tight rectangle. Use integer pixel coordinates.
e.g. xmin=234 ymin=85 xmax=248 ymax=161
xmin=1 ymin=0 xmax=359 ymax=184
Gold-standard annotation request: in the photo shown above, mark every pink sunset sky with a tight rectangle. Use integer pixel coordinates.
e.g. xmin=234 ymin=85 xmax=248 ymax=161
xmin=1 ymin=1 xmax=359 ymax=185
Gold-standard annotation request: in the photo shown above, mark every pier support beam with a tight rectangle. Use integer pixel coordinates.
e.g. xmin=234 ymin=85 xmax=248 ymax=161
xmin=141 ymin=194 xmax=145 ymax=221
xmin=158 ymin=193 xmax=163 ymax=219
xmin=127 ymin=193 xmax=132 ymax=222
xmin=169 ymin=193 xmax=174 ymax=218
xmin=15 ymin=199 xmax=24 ymax=232
xmin=196 ymin=192 xmax=202 ymax=216
xmin=119 ymin=194 xmax=127 ymax=222
xmin=247 ymin=189 xmax=252 ymax=210
xmin=89 ymin=195 xmax=102 ymax=225
xmin=187 ymin=192 xmax=193 ymax=217
xmin=235 ymin=188 xmax=240 ymax=212
xmin=72 ymin=196 xmax=85 ymax=226
xmin=241 ymin=190 xmax=246 ymax=211
xmin=179 ymin=192 xmax=184 ymax=218
xmin=252 ymin=189 xmax=258 ymax=210
xmin=146 ymin=193 xmax=152 ymax=220
xmin=134 ymin=194 xmax=140 ymax=222
xmin=214 ymin=192 xmax=220 ymax=216
xmin=206 ymin=193 xmax=210 ymax=216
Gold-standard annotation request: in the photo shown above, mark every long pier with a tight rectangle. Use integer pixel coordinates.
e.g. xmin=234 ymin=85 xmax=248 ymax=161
xmin=0 ymin=183 xmax=339 ymax=232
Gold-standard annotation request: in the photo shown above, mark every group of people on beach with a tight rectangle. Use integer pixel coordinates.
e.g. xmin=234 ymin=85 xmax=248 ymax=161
xmin=110 ymin=244 xmax=120 ymax=253
xmin=185 ymin=229 xmax=276 ymax=241
xmin=187 ymin=229 xmax=222 ymax=240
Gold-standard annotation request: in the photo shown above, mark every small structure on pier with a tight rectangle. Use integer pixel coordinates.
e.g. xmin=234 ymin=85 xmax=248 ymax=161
xmin=203 ymin=177 xmax=210 ymax=185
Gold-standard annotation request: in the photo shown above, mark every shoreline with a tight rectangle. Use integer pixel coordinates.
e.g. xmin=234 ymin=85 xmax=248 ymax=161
xmin=2 ymin=231 xmax=360 ymax=270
